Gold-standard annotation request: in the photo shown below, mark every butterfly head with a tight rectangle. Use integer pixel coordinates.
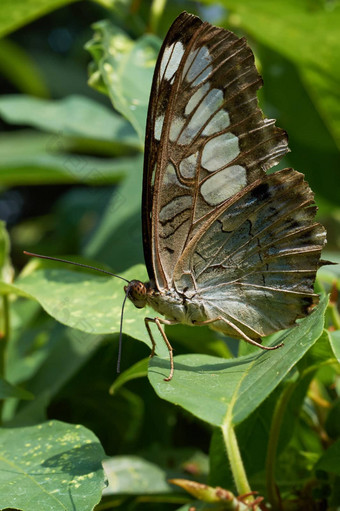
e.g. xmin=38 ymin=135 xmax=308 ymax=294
xmin=124 ymin=280 xmax=148 ymax=309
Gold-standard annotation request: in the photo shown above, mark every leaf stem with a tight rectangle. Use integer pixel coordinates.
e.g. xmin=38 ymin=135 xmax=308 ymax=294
xmin=221 ymin=422 xmax=252 ymax=498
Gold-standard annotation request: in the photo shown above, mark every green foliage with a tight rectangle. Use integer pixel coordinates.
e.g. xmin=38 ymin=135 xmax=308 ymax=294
xmin=0 ymin=1 xmax=339 ymax=510
xmin=0 ymin=421 xmax=106 ymax=510
xmin=149 ymin=297 xmax=327 ymax=427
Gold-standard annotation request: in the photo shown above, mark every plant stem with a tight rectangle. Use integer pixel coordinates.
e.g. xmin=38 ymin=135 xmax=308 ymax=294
xmin=265 ymin=381 xmax=296 ymax=509
xmin=221 ymin=422 xmax=252 ymax=497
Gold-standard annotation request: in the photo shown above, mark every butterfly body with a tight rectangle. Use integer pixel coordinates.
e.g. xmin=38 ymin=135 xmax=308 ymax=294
xmin=127 ymin=12 xmax=326 ymax=380
xmin=126 ymin=280 xmax=207 ymax=325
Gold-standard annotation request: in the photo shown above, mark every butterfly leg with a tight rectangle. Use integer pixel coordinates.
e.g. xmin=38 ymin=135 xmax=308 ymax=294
xmin=144 ymin=317 xmax=178 ymax=381
xmin=194 ymin=317 xmax=284 ymax=350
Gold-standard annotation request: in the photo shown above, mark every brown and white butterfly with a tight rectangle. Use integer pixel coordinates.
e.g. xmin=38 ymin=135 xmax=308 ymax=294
xmin=25 ymin=12 xmax=326 ymax=381
xmin=123 ymin=11 xmax=326 ymax=380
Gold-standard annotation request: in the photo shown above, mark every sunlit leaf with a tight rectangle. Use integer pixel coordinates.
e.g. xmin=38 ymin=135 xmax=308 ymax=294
xmin=149 ymin=296 xmax=327 ymax=426
xmin=0 ymin=94 xmax=139 ymax=151
xmin=0 ymin=131 xmax=139 ymax=185
xmin=9 ymin=264 xmax=168 ymax=358
xmin=86 ymin=20 xmax=161 ymax=145
xmin=103 ymin=456 xmax=173 ymax=495
xmin=0 ymin=421 xmax=106 ymax=511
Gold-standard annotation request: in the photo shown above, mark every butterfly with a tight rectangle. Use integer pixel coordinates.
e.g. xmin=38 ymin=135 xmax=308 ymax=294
xmin=24 ymin=11 xmax=327 ymax=382
xmin=123 ymin=11 xmax=327 ymax=381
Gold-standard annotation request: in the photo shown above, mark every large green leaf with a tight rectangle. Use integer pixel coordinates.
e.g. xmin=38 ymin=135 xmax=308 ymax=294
xmin=0 ymin=0 xmax=78 ymax=38
xmin=86 ymin=20 xmax=161 ymax=145
xmin=0 ymin=94 xmax=139 ymax=151
xmin=7 ymin=264 xmax=168 ymax=357
xmin=221 ymin=0 xmax=340 ymax=149
xmin=83 ymin=155 xmax=144 ymax=270
xmin=148 ymin=296 xmax=327 ymax=426
xmin=0 ymin=420 xmax=106 ymax=511
xmin=0 ymin=131 xmax=139 ymax=185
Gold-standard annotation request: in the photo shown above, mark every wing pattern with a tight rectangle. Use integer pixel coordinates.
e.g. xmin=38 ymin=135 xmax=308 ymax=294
xmin=142 ymin=12 xmax=326 ymax=341
xmin=173 ymin=169 xmax=326 ymax=338
xmin=142 ymin=12 xmax=289 ymax=290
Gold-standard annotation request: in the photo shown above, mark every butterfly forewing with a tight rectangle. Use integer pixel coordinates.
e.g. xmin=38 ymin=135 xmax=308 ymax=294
xmin=143 ymin=12 xmax=289 ymax=291
xmin=142 ymin=13 xmax=202 ymax=282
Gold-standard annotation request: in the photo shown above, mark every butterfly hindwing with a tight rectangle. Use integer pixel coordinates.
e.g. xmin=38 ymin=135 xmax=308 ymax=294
xmin=173 ymin=168 xmax=325 ymax=338
xmin=143 ymin=12 xmax=289 ymax=290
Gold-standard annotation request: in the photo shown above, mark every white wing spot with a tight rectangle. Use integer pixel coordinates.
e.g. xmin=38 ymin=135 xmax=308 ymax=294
xmin=160 ymin=42 xmax=185 ymax=81
xmin=202 ymin=109 xmax=230 ymax=136
xmin=154 ymin=115 xmax=164 ymax=140
xmin=200 ymin=165 xmax=247 ymax=205
xmin=179 ymin=152 xmax=198 ymax=179
xmin=163 ymin=163 xmax=180 ymax=185
xmin=185 ymin=83 xmax=210 ymax=116
xmin=169 ymin=116 xmax=186 ymax=142
xmin=202 ymin=132 xmax=240 ymax=171
xmin=180 ymin=88 xmax=226 ymax=144
xmin=184 ymin=46 xmax=212 ymax=86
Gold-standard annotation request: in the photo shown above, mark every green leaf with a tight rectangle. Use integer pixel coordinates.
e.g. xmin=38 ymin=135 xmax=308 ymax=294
xmin=10 ymin=264 xmax=168 ymax=358
xmin=0 ymin=131 xmax=139 ymax=185
xmin=0 ymin=94 xmax=140 ymax=151
xmin=0 ymin=0 xmax=78 ymax=38
xmin=0 ymin=420 xmax=106 ymax=511
xmin=0 ymin=377 xmax=33 ymax=400
xmin=222 ymin=0 xmax=340 ymax=149
xmin=0 ymin=40 xmax=48 ymax=97
xmin=103 ymin=456 xmax=173 ymax=495
xmin=329 ymin=330 xmax=340 ymax=362
xmin=315 ymin=438 xmax=340 ymax=476
xmin=148 ymin=296 xmax=327 ymax=426
xmin=86 ymin=20 xmax=161 ymax=145
xmin=109 ymin=357 xmax=149 ymax=394
xmin=0 ymin=220 xmax=12 ymax=283
xmin=83 ymin=159 xmax=144 ymax=270
xmin=4 ymin=322 xmax=104 ymax=426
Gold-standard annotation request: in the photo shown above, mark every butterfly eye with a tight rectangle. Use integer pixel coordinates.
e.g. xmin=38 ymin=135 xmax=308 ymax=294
xmin=125 ymin=280 xmax=147 ymax=309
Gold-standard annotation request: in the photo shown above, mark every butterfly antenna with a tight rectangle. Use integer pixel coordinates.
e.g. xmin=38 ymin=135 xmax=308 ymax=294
xmin=117 ymin=285 xmax=132 ymax=374
xmin=23 ymin=251 xmax=130 ymax=284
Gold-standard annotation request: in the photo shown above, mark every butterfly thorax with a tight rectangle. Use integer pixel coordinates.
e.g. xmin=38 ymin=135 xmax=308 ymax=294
xmin=126 ymin=280 xmax=206 ymax=325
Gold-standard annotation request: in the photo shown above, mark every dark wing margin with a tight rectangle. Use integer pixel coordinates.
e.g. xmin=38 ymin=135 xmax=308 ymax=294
xmin=142 ymin=12 xmax=202 ymax=281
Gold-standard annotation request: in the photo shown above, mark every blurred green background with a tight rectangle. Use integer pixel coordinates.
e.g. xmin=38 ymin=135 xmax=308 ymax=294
xmin=1 ymin=1 xmax=340 ymax=508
